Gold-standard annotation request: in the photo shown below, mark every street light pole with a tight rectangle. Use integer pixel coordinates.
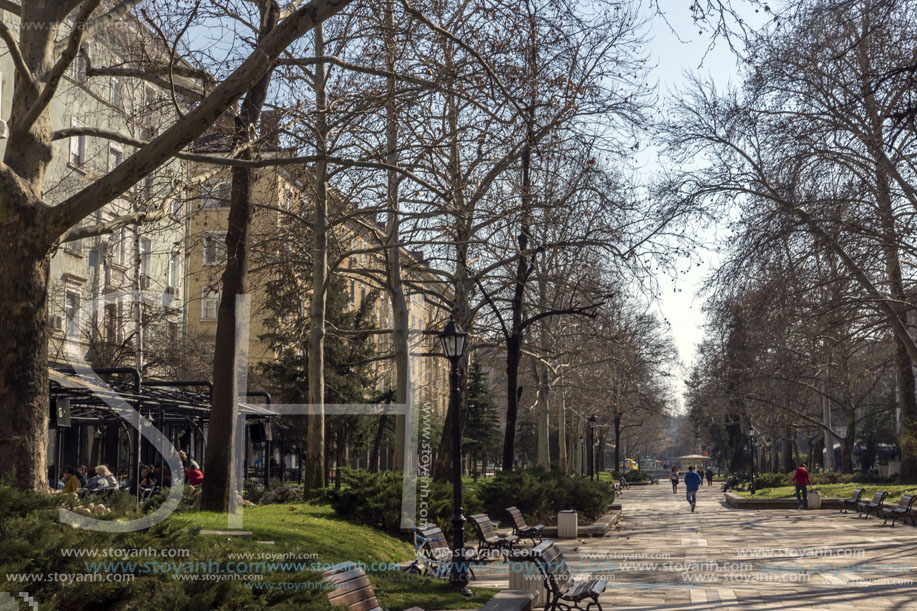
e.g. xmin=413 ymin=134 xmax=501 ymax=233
xmin=588 ymin=415 xmax=596 ymax=480
xmin=439 ymin=318 xmax=470 ymax=597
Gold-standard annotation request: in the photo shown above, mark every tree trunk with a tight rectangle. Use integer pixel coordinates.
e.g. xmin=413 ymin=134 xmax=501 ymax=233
xmin=558 ymin=374 xmax=567 ymax=472
xmin=613 ymin=414 xmax=621 ymax=473
xmin=369 ymin=414 xmax=388 ymax=473
xmin=533 ymin=358 xmax=550 ymax=469
xmin=432 ymin=45 xmax=471 ymax=483
xmin=857 ymin=23 xmax=917 ymax=482
xmin=305 ymin=22 xmax=330 ymax=497
xmin=201 ymin=0 xmax=277 ymax=513
xmin=502 ymin=17 xmax=538 ymax=472
xmin=0 ymin=0 xmax=75 ymax=492
xmin=0 ymin=246 xmax=52 ymax=490
xmin=383 ymin=0 xmax=410 ymax=473
xmin=597 ymin=430 xmax=607 ymax=473
xmin=781 ymin=431 xmax=794 ymax=473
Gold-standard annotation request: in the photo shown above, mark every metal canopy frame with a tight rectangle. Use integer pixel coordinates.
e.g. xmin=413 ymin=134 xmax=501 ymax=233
xmin=48 ymin=367 xmax=290 ymax=498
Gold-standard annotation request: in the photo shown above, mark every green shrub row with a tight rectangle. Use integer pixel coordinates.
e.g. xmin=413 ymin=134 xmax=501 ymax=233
xmin=325 ymin=469 xmax=484 ymax=537
xmin=325 ymin=468 xmax=615 ymax=539
xmin=622 ymin=470 xmax=649 ymax=482
xmin=752 ymin=471 xmax=898 ymax=489
xmin=477 ymin=468 xmax=614 ymax=524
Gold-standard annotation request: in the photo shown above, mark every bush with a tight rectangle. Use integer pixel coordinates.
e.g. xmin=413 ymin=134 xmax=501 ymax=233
xmin=326 ymin=469 xmax=483 ymax=537
xmin=477 ymin=468 xmax=614 ymax=525
xmin=753 ymin=473 xmax=791 ymax=489
xmin=259 ymin=485 xmax=304 ymax=505
xmin=623 ymin=470 xmax=648 ymax=483
xmin=751 ymin=471 xmax=897 ymax=489
xmin=0 ymin=480 xmax=336 ymax=609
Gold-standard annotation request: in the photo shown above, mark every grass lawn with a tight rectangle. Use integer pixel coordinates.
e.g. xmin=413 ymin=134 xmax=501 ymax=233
xmin=179 ymin=502 xmax=497 ymax=610
xmin=736 ymin=484 xmax=917 ymax=503
xmin=1 ymin=484 xmax=497 ymax=611
xmin=179 ymin=503 xmax=412 ymax=565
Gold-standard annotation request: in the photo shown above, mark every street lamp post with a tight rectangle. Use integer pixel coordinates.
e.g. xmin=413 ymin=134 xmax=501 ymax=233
xmin=439 ymin=317 xmax=470 ymax=597
xmin=588 ymin=415 xmax=597 ymax=480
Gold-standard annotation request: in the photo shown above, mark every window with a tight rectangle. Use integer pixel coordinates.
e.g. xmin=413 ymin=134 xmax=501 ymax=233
xmin=170 ymin=199 xmax=183 ymax=221
xmin=168 ymin=250 xmax=181 ymax=294
xmin=104 ymin=303 xmax=118 ymax=342
xmin=142 ymin=86 xmax=157 ymax=125
xmin=69 ymin=118 xmax=86 ymax=167
xmin=202 ymin=179 xmax=230 ymax=208
xmin=70 ymin=50 xmax=88 ymax=82
xmin=284 ymin=187 xmax=293 ymax=210
xmin=66 ymin=238 xmax=83 ymax=254
xmin=108 ymin=144 xmax=123 ymax=172
xmin=65 ymin=291 xmax=81 ymax=338
xmin=139 ymin=237 xmax=151 ymax=280
xmin=112 ymin=227 xmax=127 ymax=267
xmin=110 ymin=76 xmax=124 ymax=108
xmin=203 ymin=232 xmax=226 ymax=265
xmin=201 ymin=289 xmax=219 ymax=321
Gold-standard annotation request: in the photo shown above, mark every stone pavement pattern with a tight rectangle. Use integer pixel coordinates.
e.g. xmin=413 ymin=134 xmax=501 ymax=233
xmin=472 ymin=484 xmax=917 ymax=610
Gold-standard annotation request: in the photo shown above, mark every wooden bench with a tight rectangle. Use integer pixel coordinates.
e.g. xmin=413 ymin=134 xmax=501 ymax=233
xmin=881 ymin=494 xmax=916 ymax=527
xmin=324 ymin=563 xmax=426 ymax=611
xmin=507 ymin=506 xmax=544 ymax=544
xmin=840 ymin=488 xmax=864 ymax=514
xmin=323 ymin=563 xmax=382 ymax=611
xmin=469 ymin=513 xmax=519 ymax=560
xmin=413 ymin=525 xmax=477 ymax=579
xmin=531 ymin=540 xmax=606 ymax=611
xmin=856 ymin=490 xmax=888 ymax=519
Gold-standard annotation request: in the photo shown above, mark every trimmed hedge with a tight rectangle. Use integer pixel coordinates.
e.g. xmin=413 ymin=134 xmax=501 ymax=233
xmin=622 ymin=470 xmax=649 ymax=483
xmin=325 ymin=469 xmax=483 ymax=537
xmin=326 ymin=468 xmax=615 ymax=536
xmin=477 ymin=468 xmax=614 ymax=524
xmin=752 ymin=471 xmax=898 ymax=489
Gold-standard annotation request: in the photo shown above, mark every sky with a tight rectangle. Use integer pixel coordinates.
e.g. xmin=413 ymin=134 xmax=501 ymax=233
xmin=637 ymin=3 xmax=759 ymax=410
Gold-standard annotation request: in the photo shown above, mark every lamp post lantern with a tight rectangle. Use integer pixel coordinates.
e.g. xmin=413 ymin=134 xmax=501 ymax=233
xmin=588 ymin=416 xmax=597 ymax=480
xmin=439 ymin=317 xmax=470 ymax=596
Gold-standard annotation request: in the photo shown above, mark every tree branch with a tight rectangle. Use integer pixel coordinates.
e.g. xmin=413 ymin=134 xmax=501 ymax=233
xmin=0 ymin=19 xmax=33 ymax=89
xmin=42 ymin=0 xmax=356 ymax=242
xmin=14 ymin=0 xmax=100 ymax=139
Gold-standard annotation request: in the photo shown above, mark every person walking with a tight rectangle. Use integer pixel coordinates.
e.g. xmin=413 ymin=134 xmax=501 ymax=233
xmin=684 ymin=466 xmax=703 ymax=512
xmin=671 ymin=466 xmax=679 ymax=494
xmin=793 ymin=463 xmax=811 ymax=509
xmin=705 ymin=467 xmax=714 ymax=487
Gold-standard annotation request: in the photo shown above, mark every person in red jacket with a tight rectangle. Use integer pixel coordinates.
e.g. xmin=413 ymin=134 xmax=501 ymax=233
xmin=186 ymin=460 xmax=204 ymax=486
xmin=793 ymin=464 xmax=811 ymax=509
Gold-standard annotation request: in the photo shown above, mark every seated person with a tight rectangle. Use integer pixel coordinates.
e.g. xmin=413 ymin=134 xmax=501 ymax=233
xmin=186 ymin=460 xmax=203 ymax=486
xmin=155 ymin=463 xmax=173 ymax=487
xmin=60 ymin=466 xmax=81 ymax=494
xmin=722 ymin=475 xmax=740 ymax=492
xmin=84 ymin=465 xmax=117 ymax=495
xmin=138 ymin=465 xmax=157 ymax=490
xmin=76 ymin=465 xmax=89 ymax=488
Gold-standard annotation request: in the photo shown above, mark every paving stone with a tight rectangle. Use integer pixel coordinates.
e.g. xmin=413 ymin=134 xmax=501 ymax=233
xmin=472 ymin=485 xmax=917 ymax=609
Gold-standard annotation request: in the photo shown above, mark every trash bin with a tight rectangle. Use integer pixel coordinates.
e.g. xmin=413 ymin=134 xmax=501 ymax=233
xmin=558 ymin=509 xmax=578 ymax=538
xmin=808 ymin=489 xmax=821 ymax=510
xmin=508 ymin=558 xmax=546 ymax=606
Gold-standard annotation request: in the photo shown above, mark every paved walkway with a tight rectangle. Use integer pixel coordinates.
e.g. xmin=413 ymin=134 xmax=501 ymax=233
xmin=474 ymin=484 xmax=917 ymax=610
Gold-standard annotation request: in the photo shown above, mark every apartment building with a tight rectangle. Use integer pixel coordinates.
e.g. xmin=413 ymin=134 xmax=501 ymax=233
xmin=0 ymin=10 xmax=189 ymax=374
xmin=184 ymin=161 xmax=452 ymax=417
